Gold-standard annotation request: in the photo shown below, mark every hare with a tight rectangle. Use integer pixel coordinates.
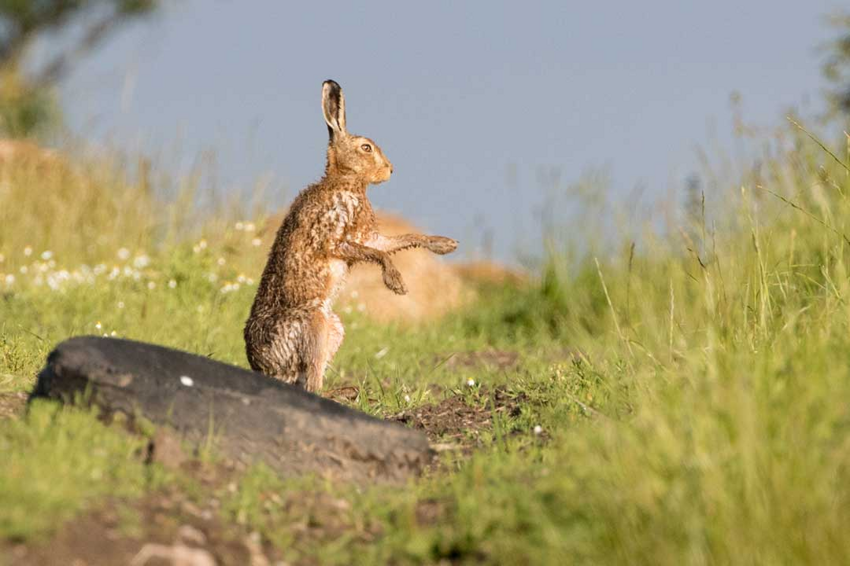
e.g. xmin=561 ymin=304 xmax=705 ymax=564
xmin=244 ymin=80 xmax=458 ymax=392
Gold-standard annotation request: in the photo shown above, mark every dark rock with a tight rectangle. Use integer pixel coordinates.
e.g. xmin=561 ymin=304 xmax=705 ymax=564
xmin=31 ymin=336 xmax=431 ymax=483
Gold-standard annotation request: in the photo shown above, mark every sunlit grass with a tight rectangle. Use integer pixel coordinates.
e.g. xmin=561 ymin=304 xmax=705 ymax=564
xmin=2 ymin=124 xmax=850 ymax=563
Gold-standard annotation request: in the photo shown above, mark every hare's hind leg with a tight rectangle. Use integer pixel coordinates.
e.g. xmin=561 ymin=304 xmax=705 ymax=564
xmin=245 ymin=313 xmax=307 ymax=384
xmin=327 ymin=312 xmax=345 ymax=361
xmin=299 ymin=310 xmax=332 ymax=393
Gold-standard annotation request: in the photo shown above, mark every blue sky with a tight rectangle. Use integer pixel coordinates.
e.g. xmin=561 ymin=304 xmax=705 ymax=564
xmin=53 ymin=0 xmax=846 ymax=260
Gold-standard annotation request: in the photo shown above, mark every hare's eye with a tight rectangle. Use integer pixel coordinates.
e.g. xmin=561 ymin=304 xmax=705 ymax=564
xmin=361 ymin=144 xmax=372 ymax=153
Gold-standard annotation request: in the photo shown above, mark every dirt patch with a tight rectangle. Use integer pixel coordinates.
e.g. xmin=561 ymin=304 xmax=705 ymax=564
xmin=325 ymin=383 xmax=529 ymax=455
xmin=145 ymin=427 xmax=191 ymax=470
xmin=3 ymin=434 xmax=265 ymax=566
xmin=0 ymin=391 xmax=27 ymax=420
xmin=4 ymin=491 xmax=254 ymax=566
xmin=391 ymin=387 xmax=526 ymax=452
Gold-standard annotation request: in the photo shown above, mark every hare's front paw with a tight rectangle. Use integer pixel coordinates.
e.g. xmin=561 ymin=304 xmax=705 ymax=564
xmin=382 ymin=265 xmax=408 ymax=295
xmin=426 ymin=236 xmax=458 ymax=255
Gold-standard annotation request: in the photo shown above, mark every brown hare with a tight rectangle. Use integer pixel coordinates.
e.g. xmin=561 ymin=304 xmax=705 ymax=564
xmin=244 ymin=80 xmax=458 ymax=392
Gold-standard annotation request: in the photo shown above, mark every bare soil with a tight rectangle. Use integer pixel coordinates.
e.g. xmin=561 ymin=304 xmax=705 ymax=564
xmin=0 ymin=391 xmax=27 ymax=420
xmin=391 ymin=386 xmax=526 ymax=452
xmin=3 ymin=492 xmax=254 ymax=566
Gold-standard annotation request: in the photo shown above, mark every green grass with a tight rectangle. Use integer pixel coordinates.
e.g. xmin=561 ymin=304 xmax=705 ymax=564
xmin=0 ymin=401 xmax=159 ymax=541
xmin=3 ymin=124 xmax=850 ymax=563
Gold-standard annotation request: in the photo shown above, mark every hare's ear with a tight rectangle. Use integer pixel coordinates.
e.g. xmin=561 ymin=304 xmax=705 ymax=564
xmin=322 ymin=79 xmax=347 ymax=140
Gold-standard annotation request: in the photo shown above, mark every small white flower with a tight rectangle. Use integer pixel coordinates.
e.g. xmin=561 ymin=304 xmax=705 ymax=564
xmin=357 ymin=303 xmax=366 ymax=312
xmin=23 ymin=246 xmax=32 ymax=257
xmin=147 ymin=281 xmax=156 ymax=290
xmin=117 ymin=301 xmax=125 ymax=309
xmin=533 ymin=425 xmax=543 ymax=436
xmin=4 ymin=274 xmax=14 ymax=285
xmin=403 ymin=394 xmax=411 ymax=403
xmin=244 ymin=222 xmax=256 ymax=232
xmin=117 ymin=248 xmax=131 ymax=261
xmin=207 ymin=273 xmax=218 ymax=283
xmin=375 ymin=347 xmax=389 ymax=359
xmin=19 ymin=266 xmax=27 ymax=274
xmin=246 ymin=278 xmax=254 ymax=285
xmin=179 ymin=375 xmax=194 ymax=387
xmin=95 ymin=321 xmax=102 ymax=330
xmin=198 ymin=239 xmax=208 ymax=250
xmin=467 ymin=378 xmax=476 ymax=387
xmin=350 ymin=290 xmax=359 ymax=299
xmin=168 ymin=279 xmax=177 ymax=289
xmin=251 ymin=238 xmax=262 ymax=247
xmin=133 ymin=255 xmax=150 ymax=269
xmin=110 ymin=330 xmax=117 ymax=337
xmin=237 ymin=274 xmax=246 ymax=283
xmin=217 ymin=257 xmax=226 ymax=266
xmin=235 ymin=222 xmax=244 ymax=231
xmin=40 ymin=250 xmax=53 ymax=260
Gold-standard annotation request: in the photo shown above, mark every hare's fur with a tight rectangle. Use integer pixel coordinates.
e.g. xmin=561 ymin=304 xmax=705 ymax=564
xmin=244 ymin=80 xmax=458 ymax=391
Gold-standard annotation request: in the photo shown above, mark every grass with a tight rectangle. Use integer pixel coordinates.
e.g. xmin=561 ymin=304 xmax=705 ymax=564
xmin=2 ymin=122 xmax=850 ymax=563
xmin=0 ymin=401 xmax=159 ymax=541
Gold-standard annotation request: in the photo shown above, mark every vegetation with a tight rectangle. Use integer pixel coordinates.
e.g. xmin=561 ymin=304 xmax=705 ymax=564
xmin=2 ymin=110 xmax=850 ymax=564
xmin=0 ymin=0 xmax=157 ymax=137
xmin=824 ymin=11 xmax=850 ymax=116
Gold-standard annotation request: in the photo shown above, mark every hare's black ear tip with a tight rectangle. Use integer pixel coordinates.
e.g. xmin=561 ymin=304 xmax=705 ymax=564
xmin=323 ymin=79 xmax=341 ymax=90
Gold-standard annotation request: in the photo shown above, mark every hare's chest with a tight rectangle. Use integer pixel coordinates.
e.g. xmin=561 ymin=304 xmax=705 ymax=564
xmin=340 ymin=194 xmax=375 ymax=245
xmin=325 ymin=191 xmax=367 ymax=239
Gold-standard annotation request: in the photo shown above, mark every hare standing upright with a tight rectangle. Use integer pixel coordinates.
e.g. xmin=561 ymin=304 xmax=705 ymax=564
xmin=245 ymin=80 xmax=458 ymax=392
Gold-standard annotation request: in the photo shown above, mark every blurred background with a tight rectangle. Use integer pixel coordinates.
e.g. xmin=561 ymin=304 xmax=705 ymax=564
xmin=2 ymin=0 xmax=850 ymax=263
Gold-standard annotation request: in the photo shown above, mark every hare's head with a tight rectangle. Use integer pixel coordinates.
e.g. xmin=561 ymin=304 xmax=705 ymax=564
xmin=322 ymin=80 xmax=393 ymax=185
